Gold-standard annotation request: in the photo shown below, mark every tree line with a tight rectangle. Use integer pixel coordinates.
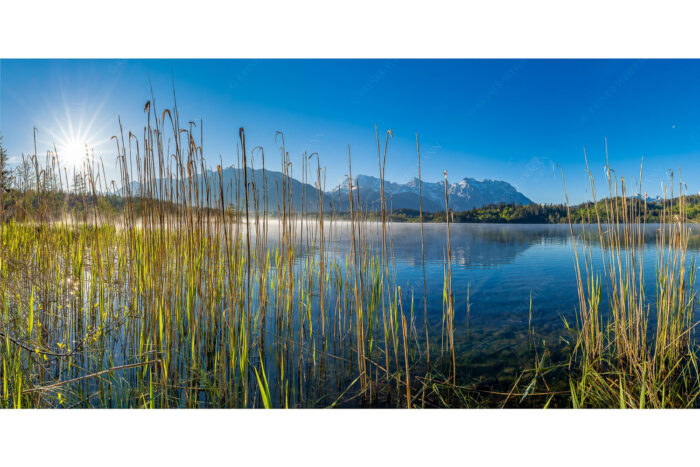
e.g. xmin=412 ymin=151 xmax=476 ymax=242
xmin=385 ymin=197 xmax=700 ymax=224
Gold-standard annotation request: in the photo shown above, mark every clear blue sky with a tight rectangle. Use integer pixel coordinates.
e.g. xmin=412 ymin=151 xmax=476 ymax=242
xmin=2 ymin=59 xmax=699 ymax=204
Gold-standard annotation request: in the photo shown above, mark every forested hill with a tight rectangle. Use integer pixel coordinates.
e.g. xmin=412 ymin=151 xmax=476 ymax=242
xmin=383 ymin=195 xmax=700 ymax=224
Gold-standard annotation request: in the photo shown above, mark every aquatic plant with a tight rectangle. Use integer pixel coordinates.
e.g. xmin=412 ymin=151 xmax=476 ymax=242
xmin=563 ymin=147 xmax=699 ymax=408
xmin=2 ymin=94 xmax=697 ymax=409
xmin=0 ymin=96 xmax=442 ymax=408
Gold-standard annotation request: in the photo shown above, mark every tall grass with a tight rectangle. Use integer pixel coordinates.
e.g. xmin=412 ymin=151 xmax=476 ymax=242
xmin=0 ymin=97 xmax=444 ymax=408
xmin=564 ymin=151 xmax=699 ymax=408
xmin=1 ymin=96 xmax=697 ymax=409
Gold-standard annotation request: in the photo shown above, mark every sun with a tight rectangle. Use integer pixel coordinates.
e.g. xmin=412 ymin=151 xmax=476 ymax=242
xmin=60 ymin=138 xmax=89 ymax=164
xmin=42 ymin=102 xmax=108 ymax=169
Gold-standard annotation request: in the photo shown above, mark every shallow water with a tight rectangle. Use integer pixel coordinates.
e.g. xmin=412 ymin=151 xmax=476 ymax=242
xmin=315 ymin=222 xmax=700 ymax=394
xmin=7 ymin=220 xmax=697 ymax=407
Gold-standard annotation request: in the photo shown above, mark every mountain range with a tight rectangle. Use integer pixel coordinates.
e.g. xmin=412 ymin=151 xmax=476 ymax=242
xmin=331 ymin=174 xmax=531 ymax=212
xmin=119 ymin=167 xmax=532 ymax=213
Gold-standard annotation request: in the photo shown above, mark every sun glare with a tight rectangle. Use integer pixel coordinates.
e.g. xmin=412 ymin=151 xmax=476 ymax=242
xmin=60 ymin=138 xmax=89 ymax=164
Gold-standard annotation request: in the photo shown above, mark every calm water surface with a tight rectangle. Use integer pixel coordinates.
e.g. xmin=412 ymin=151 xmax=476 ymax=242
xmin=314 ymin=222 xmax=700 ymax=388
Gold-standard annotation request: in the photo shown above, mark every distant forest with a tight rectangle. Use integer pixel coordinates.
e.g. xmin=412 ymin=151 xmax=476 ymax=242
xmin=383 ymin=195 xmax=700 ymax=224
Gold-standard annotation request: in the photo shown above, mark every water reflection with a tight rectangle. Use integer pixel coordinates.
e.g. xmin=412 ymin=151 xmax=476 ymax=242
xmin=261 ymin=220 xmax=700 ymax=388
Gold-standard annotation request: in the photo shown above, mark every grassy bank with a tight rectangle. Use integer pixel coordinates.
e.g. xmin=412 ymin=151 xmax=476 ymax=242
xmin=563 ymin=165 xmax=700 ymax=408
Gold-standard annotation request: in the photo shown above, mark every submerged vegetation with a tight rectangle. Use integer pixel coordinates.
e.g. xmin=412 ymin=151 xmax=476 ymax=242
xmin=0 ymin=100 xmax=698 ymax=408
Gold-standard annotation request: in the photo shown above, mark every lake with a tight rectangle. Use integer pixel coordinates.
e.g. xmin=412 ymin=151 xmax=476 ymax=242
xmin=300 ymin=221 xmax=700 ymax=395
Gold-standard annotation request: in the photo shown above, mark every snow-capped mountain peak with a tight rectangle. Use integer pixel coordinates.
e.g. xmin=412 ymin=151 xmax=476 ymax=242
xmin=332 ymin=174 xmax=531 ymax=212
